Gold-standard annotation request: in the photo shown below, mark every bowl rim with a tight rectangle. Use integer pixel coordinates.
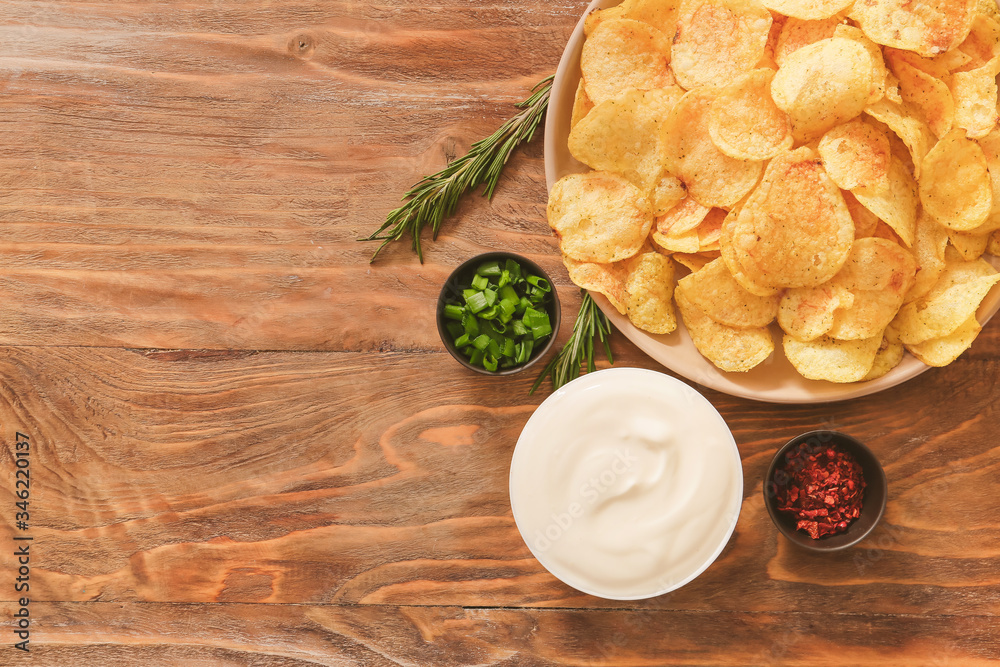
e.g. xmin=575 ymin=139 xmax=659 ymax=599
xmin=762 ymin=430 xmax=888 ymax=552
xmin=509 ymin=367 xmax=744 ymax=599
xmin=436 ymin=251 xmax=561 ymax=376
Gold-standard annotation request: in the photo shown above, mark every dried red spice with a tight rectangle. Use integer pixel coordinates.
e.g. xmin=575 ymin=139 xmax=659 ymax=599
xmin=775 ymin=442 xmax=866 ymax=539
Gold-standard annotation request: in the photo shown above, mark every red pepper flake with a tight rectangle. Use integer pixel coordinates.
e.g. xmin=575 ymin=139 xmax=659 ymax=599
xmin=775 ymin=442 xmax=866 ymax=539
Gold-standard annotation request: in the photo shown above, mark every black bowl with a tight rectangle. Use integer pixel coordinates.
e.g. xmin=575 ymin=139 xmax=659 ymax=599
xmin=763 ymin=430 xmax=887 ymax=552
xmin=436 ymin=252 xmax=561 ymax=376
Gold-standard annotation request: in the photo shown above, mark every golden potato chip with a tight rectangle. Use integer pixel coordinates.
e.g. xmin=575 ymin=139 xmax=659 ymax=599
xmin=782 ymin=333 xmax=882 ymax=382
xmin=864 ymin=97 xmax=935 ymax=178
xmin=563 ymin=255 xmax=631 ymax=314
xmin=947 ymin=229 xmax=990 ymax=260
xmin=626 ymin=251 xmax=678 ymax=333
xmin=697 ymin=208 xmax=726 ymax=249
xmin=675 ymin=289 xmax=775 ymax=372
xmin=833 ymin=24 xmax=888 ymax=104
xmin=826 ymin=237 xmax=918 ymax=340
xmin=861 ymin=326 xmax=905 ymax=380
xmin=888 ymin=54 xmax=955 ymax=138
xmin=990 ymin=230 xmax=1000 ymax=256
xmin=619 ymin=0 xmax=682 ymax=39
xmin=956 ymin=12 xmax=1000 ymax=68
xmin=672 ymin=252 xmax=717 ymax=272
xmin=570 ymin=80 xmax=595 ymax=130
xmin=677 ymin=257 xmax=780 ymax=327
xmin=547 ymin=171 xmax=653 ymax=263
xmin=581 ymin=19 xmax=675 ymax=105
xmin=906 ymin=315 xmax=982 ymax=365
xmin=977 ymin=0 xmax=1000 ymax=24
xmin=818 ymin=119 xmax=891 ymax=192
xmin=919 ymin=128 xmax=992 ymax=231
xmin=662 ymin=89 xmax=763 ymax=208
xmin=843 ymin=189 xmax=881 ymax=238
xmin=709 ymin=68 xmax=794 ymax=160
xmin=728 ymin=147 xmax=854 ymax=288
xmin=650 ymin=174 xmax=687 ymax=216
xmin=894 ymin=253 xmax=1000 ymax=343
xmin=884 ymin=46 xmax=952 ymax=79
xmin=569 ymin=87 xmax=684 ymax=191
xmin=656 ymin=195 xmax=711 ymax=236
xmin=670 ymin=0 xmax=773 ymax=89
xmin=950 ymin=56 xmax=1000 ymax=138
xmin=904 ymin=211 xmax=950 ymax=303
xmin=973 ymin=128 xmax=1000 ymax=233
xmin=760 ymin=0 xmax=851 ymax=20
xmin=778 ymin=284 xmax=855 ymax=341
xmin=770 ymin=38 xmax=874 ymax=141
xmin=774 ymin=16 xmax=841 ymax=66
xmin=848 ymin=0 xmax=977 ymax=57
xmin=852 ymin=155 xmax=918 ymax=246
xmin=756 ymin=11 xmax=785 ymax=69
xmin=584 ymin=5 xmax=627 ymax=36
xmin=652 ymin=227 xmax=701 ymax=253
xmin=934 ymin=48 xmax=974 ymax=72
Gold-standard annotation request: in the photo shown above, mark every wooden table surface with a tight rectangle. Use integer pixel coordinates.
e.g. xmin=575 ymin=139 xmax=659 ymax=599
xmin=2 ymin=1 xmax=1000 ymax=664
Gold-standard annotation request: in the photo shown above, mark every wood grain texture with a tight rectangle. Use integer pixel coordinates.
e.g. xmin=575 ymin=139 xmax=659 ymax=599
xmin=1 ymin=0 xmax=999 ymax=664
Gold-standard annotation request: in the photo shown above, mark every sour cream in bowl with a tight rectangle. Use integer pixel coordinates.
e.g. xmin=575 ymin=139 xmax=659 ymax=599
xmin=509 ymin=367 xmax=743 ymax=600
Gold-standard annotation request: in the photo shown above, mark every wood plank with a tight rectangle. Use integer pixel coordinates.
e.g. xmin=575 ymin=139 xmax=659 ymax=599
xmin=1 ymin=345 xmax=999 ymax=615
xmin=0 ymin=602 xmax=996 ymax=666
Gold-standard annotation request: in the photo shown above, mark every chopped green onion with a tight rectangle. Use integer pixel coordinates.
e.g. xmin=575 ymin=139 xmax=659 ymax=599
xmin=527 ymin=275 xmax=551 ymax=292
xmin=471 ymin=273 xmax=489 ymax=291
xmin=501 ymin=337 xmax=516 ymax=358
xmin=483 ymin=288 xmax=497 ymax=307
xmin=446 ymin=321 xmax=464 ymax=339
xmin=470 ymin=348 xmax=484 ymax=366
xmin=478 ymin=305 xmax=499 ymax=320
xmin=454 ymin=333 xmax=471 ymax=348
xmin=531 ymin=323 xmax=552 ymax=340
xmin=477 ymin=260 xmax=502 ymax=277
xmin=505 ymin=259 xmax=521 ymax=282
xmin=511 ymin=319 xmax=528 ymax=337
xmin=465 ymin=291 xmax=488 ymax=313
xmin=498 ymin=270 xmax=511 ymax=288
xmin=483 ymin=354 xmax=499 ymax=372
xmin=499 ymin=284 xmax=519 ymax=304
xmin=486 ymin=339 xmax=501 ymax=358
xmin=463 ymin=314 xmax=480 ymax=337
xmin=443 ymin=304 xmax=465 ymax=320
xmin=472 ymin=334 xmax=491 ymax=351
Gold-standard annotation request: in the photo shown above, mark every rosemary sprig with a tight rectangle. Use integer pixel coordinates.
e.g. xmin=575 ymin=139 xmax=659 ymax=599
xmin=531 ymin=290 xmax=614 ymax=394
xmin=362 ymin=75 xmax=555 ymax=263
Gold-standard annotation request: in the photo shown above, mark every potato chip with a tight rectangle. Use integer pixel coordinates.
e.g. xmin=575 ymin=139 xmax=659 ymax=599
xmin=570 ymin=80 xmax=595 ymax=130
xmin=677 ymin=257 xmax=780 ymax=327
xmin=887 ymin=54 xmax=955 ymax=138
xmin=672 ymin=252 xmax=717 ymax=272
xmin=760 ymin=0 xmax=851 ymax=21
xmin=843 ymin=189 xmax=881 ymax=238
xmin=884 ymin=46 xmax=952 ymax=79
xmin=818 ymin=120 xmax=891 ymax=192
xmin=650 ymin=174 xmax=687 ymax=216
xmin=852 ymin=156 xmax=918 ymax=246
xmin=581 ymin=19 xmax=675 ymax=105
xmin=919 ymin=128 xmax=992 ymax=231
xmin=584 ymin=5 xmax=627 ymax=36
xmin=774 ymin=16 xmax=841 ymax=66
xmin=906 ymin=315 xmax=982 ymax=365
xmin=782 ymin=333 xmax=882 ymax=382
xmin=619 ymin=0 xmax=682 ymax=39
xmin=675 ymin=289 xmax=775 ymax=371
xmin=656 ymin=195 xmax=712 ymax=235
xmin=670 ymin=0 xmax=773 ymax=89
xmin=848 ymin=0 xmax=977 ymax=57
xmin=861 ymin=326 xmax=905 ymax=380
xmin=548 ymin=171 xmax=653 ymax=263
xmin=977 ymin=0 xmax=1000 ymax=24
xmin=950 ymin=56 xmax=1000 ymax=138
xmin=947 ymin=229 xmax=990 ymax=260
xmin=652 ymin=227 xmax=701 ymax=253
xmin=697 ymin=208 xmax=726 ymax=249
xmin=833 ymin=24 xmax=888 ymax=104
xmin=770 ymin=37 xmax=874 ymax=141
xmin=904 ymin=211 xmax=950 ymax=303
xmin=826 ymin=237 xmax=918 ymax=340
xmin=563 ymin=255 xmax=631 ymax=313
xmin=626 ymin=251 xmax=678 ymax=333
xmin=991 ymin=230 xmax=1000 ymax=256
xmin=756 ymin=11 xmax=785 ymax=69
xmin=728 ymin=147 xmax=854 ymax=288
xmin=719 ymin=205 xmax=781 ymax=295
xmin=569 ymin=87 xmax=684 ymax=191
xmin=934 ymin=48 xmax=974 ymax=72
xmin=864 ymin=97 xmax=935 ymax=178
xmin=893 ymin=253 xmax=1000 ymax=343
xmin=956 ymin=12 xmax=1000 ymax=68
xmin=709 ymin=68 xmax=794 ymax=160
xmin=662 ymin=89 xmax=763 ymax=208
xmin=883 ymin=71 xmax=904 ymax=104
xmin=778 ymin=284 xmax=855 ymax=341
xmin=975 ymin=128 xmax=1000 ymax=232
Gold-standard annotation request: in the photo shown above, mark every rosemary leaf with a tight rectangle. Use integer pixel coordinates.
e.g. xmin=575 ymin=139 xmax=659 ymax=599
xmin=531 ymin=290 xmax=614 ymax=394
xmin=362 ymin=75 xmax=554 ymax=263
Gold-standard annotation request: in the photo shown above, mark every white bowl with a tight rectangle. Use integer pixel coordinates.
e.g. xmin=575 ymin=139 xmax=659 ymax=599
xmin=509 ymin=368 xmax=743 ymax=599
xmin=543 ymin=0 xmax=1000 ymax=404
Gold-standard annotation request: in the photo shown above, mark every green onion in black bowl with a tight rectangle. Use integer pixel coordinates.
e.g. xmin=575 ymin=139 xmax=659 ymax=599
xmin=436 ymin=252 xmax=561 ymax=375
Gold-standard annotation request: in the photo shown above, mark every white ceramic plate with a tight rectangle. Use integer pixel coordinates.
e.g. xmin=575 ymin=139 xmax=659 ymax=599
xmin=543 ymin=0 xmax=1000 ymax=403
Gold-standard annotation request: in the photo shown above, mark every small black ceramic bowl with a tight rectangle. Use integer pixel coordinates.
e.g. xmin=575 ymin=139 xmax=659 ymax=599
xmin=763 ymin=430 xmax=887 ymax=552
xmin=436 ymin=252 xmax=561 ymax=376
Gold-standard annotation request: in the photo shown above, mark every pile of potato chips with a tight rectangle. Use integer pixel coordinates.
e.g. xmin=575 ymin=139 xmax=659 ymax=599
xmin=547 ymin=0 xmax=1000 ymax=382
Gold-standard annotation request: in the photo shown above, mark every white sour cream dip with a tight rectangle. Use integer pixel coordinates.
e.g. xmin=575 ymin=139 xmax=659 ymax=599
xmin=509 ymin=367 xmax=743 ymax=599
